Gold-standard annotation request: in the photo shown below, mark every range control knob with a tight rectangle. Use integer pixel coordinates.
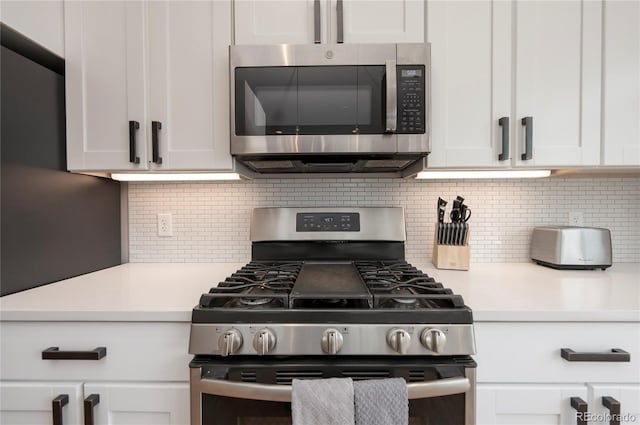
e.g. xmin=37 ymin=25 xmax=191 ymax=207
xmin=218 ymin=329 xmax=243 ymax=357
xmin=387 ymin=328 xmax=411 ymax=354
xmin=321 ymin=328 xmax=344 ymax=355
xmin=421 ymin=328 xmax=447 ymax=353
xmin=252 ymin=328 xmax=276 ymax=355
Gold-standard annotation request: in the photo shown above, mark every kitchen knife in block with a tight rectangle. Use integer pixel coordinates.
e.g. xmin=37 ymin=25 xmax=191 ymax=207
xmin=432 ymin=223 xmax=470 ymax=270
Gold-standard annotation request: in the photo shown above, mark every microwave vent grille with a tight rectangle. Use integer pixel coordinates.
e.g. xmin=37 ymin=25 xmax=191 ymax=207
xmin=364 ymin=159 xmax=413 ymax=169
xmin=247 ymin=160 xmax=295 ymax=170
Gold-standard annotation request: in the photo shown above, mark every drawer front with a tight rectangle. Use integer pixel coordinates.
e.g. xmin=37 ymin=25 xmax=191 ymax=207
xmin=475 ymin=322 xmax=640 ymax=383
xmin=0 ymin=322 xmax=190 ymax=381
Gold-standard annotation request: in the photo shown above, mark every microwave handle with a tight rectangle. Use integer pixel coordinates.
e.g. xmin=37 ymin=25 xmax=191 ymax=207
xmin=336 ymin=0 xmax=344 ymax=43
xmin=385 ymin=60 xmax=397 ymax=133
xmin=314 ymin=0 xmax=321 ymax=44
xmin=196 ymin=376 xmax=470 ymax=402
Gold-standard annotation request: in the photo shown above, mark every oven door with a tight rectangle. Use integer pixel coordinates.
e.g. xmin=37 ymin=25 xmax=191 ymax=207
xmin=190 ymin=356 xmax=476 ymax=425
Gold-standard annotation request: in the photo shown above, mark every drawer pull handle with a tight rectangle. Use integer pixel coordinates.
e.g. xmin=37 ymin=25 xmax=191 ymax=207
xmin=602 ymin=396 xmax=621 ymax=425
xmin=84 ymin=394 xmax=100 ymax=425
xmin=42 ymin=346 xmax=107 ymax=360
xmin=570 ymin=397 xmax=588 ymax=425
xmin=52 ymin=394 xmax=69 ymax=425
xmin=561 ymin=348 xmax=630 ymax=362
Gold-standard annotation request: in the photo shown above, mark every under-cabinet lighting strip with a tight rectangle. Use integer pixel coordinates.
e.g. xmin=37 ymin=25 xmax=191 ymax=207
xmin=415 ymin=170 xmax=551 ymax=179
xmin=111 ymin=173 xmax=241 ymax=181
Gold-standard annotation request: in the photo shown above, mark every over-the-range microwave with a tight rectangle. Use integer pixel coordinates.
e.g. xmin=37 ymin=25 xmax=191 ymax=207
xmin=230 ymin=43 xmax=431 ymax=176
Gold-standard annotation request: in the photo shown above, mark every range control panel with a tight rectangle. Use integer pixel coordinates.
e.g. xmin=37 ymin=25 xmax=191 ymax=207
xmin=397 ymin=65 xmax=426 ymax=134
xmin=296 ymin=213 xmax=360 ymax=232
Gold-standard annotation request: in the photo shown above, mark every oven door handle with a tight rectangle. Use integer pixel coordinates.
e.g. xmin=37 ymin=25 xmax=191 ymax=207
xmin=197 ymin=376 xmax=470 ymax=402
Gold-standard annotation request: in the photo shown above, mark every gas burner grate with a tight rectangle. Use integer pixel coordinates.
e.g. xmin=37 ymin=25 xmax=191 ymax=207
xmin=355 ymin=261 xmax=466 ymax=309
xmin=198 ymin=261 xmax=302 ymax=309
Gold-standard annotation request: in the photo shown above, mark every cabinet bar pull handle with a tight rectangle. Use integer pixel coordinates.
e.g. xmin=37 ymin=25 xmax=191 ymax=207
xmin=520 ymin=116 xmax=533 ymax=160
xmin=52 ymin=394 xmax=69 ymax=425
xmin=336 ymin=0 xmax=344 ymax=43
xmin=84 ymin=394 xmax=100 ymax=425
xmin=561 ymin=348 xmax=630 ymax=362
xmin=602 ymin=396 xmax=621 ymax=425
xmin=498 ymin=117 xmax=510 ymax=161
xmin=152 ymin=121 xmax=163 ymax=164
xmin=570 ymin=397 xmax=588 ymax=425
xmin=129 ymin=120 xmax=140 ymax=164
xmin=42 ymin=347 xmax=107 ymax=360
xmin=314 ymin=0 xmax=321 ymax=43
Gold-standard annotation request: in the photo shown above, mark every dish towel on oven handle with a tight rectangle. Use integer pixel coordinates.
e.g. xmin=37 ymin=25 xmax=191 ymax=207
xmin=354 ymin=378 xmax=408 ymax=425
xmin=291 ymin=378 xmax=355 ymax=425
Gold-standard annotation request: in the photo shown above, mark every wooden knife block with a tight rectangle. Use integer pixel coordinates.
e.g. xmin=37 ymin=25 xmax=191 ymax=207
xmin=431 ymin=223 xmax=470 ymax=271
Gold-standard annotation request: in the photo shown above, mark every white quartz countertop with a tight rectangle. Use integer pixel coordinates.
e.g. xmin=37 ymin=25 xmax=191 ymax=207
xmin=1 ymin=262 xmax=638 ymax=322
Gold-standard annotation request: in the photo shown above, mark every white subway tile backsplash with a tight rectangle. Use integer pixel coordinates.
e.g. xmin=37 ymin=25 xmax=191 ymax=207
xmin=128 ymin=177 xmax=640 ymax=264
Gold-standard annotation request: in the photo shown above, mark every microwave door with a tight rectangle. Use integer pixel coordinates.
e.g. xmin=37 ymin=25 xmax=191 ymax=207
xmin=234 ymin=67 xmax=298 ymax=136
xmin=297 ymin=66 xmax=358 ymax=135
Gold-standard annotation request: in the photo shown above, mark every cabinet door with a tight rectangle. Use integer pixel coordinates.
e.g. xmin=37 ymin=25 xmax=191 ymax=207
xmin=83 ymin=383 xmax=189 ymax=425
xmin=234 ymin=0 xmax=322 ymax=45
xmin=514 ymin=0 xmax=601 ymax=167
xmin=602 ymin=0 xmax=640 ymax=166
xmin=330 ymin=0 xmax=424 ymax=43
xmin=589 ymin=384 xmax=640 ymax=425
xmin=65 ymin=1 xmax=148 ymax=171
xmin=147 ymin=0 xmax=233 ymax=170
xmin=477 ymin=384 xmax=588 ymax=425
xmin=427 ymin=0 xmax=511 ymax=168
xmin=0 ymin=382 xmax=83 ymax=425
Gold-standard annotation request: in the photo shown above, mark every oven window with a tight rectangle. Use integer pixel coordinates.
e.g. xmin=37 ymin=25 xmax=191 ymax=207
xmin=234 ymin=65 xmax=385 ymax=136
xmin=201 ymin=393 xmax=465 ymax=425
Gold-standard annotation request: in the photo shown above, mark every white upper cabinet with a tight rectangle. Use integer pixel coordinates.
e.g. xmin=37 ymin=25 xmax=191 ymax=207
xmin=514 ymin=0 xmax=602 ymax=167
xmin=602 ymin=0 xmax=640 ymax=166
xmin=65 ymin=1 xmax=148 ymax=171
xmin=429 ymin=0 xmax=610 ymax=169
xmin=234 ymin=0 xmax=322 ymax=44
xmin=65 ymin=0 xmax=233 ymax=172
xmin=233 ymin=0 xmax=424 ymax=45
xmin=427 ymin=0 xmax=511 ymax=168
xmin=147 ymin=1 xmax=233 ymax=170
xmin=330 ymin=0 xmax=424 ymax=43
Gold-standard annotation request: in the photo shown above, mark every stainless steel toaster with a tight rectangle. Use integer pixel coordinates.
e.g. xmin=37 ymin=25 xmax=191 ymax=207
xmin=530 ymin=226 xmax=612 ymax=270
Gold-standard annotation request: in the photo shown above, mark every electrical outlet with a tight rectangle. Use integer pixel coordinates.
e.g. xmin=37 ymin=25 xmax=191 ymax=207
xmin=158 ymin=213 xmax=173 ymax=237
xmin=568 ymin=211 xmax=584 ymax=227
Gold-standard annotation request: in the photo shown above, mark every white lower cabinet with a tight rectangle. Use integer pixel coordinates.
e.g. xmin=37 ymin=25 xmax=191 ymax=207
xmin=589 ymin=384 xmax=640 ymax=425
xmin=475 ymin=322 xmax=640 ymax=425
xmin=477 ymin=384 xmax=588 ymax=425
xmin=0 ymin=322 xmax=191 ymax=425
xmin=0 ymin=382 xmax=188 ymax=425
xmin=0 ymin=382 xmax=83 ymax=425
xmin=83 ymin=383 xmax=189 ymax=425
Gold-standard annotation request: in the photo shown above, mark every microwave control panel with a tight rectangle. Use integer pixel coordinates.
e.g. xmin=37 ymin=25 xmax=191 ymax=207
xmin=397 ymin=65 xmax=426 ymax=134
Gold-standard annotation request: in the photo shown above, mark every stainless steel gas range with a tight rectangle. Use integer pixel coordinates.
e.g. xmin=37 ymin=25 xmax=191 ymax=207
xmin=189 ymin=207 xmax=476 ymax=425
